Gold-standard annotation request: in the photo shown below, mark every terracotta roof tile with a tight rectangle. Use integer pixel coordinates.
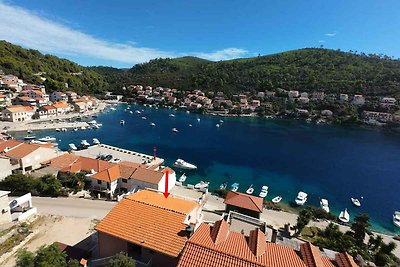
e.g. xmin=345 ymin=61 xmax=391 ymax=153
xmin=91 ymin=164 xmax=121 ymax=182
xmin=47 ymin=154 xmax=114 ymax=173
xmin=96 ymin=190 xmax=199 ymax=257
xmin=321 ymin=257 xmax=336 ymax=267
xmin=224 ymin=191 xmax=263 ymax=213
xmin=5 ymin=105 xmax=34 ymax=113
xmin=53 ymin=101 xmax=69 ymax=109
xmin=4 ymin=143 xmax=40 ymax=158
xmin=0 ymin=140 xmax=22 ymax=152
xmin=129 ymin=168 xmax=164 ymax=184
xmin=46 ymin=154 xmax=80 ymax=169
xmin=300 ymin=242 xmax=326 ymax=267
xmin=335 ymin=252 xmax=358 ymax=267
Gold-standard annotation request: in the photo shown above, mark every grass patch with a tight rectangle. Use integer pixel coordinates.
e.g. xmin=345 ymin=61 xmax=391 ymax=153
xmin=300 ymin=226 xmax=321 ymax=242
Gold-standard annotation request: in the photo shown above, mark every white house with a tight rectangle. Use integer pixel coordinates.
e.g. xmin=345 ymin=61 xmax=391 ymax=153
xmin=50 ymin=92 xmax=68 ymax=102
xmin=1 ymin=105 xmax=35 ymax=122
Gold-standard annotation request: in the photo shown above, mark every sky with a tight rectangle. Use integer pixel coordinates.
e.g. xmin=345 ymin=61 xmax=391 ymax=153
xmin=0 ymin=0 xmax=400 ymax=67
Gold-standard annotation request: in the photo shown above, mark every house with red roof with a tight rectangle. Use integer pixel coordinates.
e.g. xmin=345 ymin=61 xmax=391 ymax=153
xmin=224 ymin=191 xmax=264 ymax=219
xmin=12 ymin=96 xmax=37 ymax=107
xmin=1 ymin=105 xmax=35 ymax=122
xmin=38 ymin=105 xmax=57 ymax=119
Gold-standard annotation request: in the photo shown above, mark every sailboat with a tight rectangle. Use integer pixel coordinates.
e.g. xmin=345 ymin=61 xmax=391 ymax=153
xmin=246 ymin=184 xmax=254 ymax=195
xmin=339 ymin=208 xmax=350 ymax=223
xmin=178 ymin=173 xmax=187 ymax=183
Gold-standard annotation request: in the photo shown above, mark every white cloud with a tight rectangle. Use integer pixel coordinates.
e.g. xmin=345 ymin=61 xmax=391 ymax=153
xmin=325 ymin=33 xmax=337 ymax=37
xmin=0 ymin=2 xmax=248 ymax=65
xmin=193 ymin=48 xmax=249 ymax=61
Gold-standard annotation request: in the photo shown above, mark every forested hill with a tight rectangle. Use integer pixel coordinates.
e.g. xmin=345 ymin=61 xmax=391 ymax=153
xmin=101 ymin=48 xmax=400 ymax=97
xmin=0 ymin=41 xmax=107 ymax=94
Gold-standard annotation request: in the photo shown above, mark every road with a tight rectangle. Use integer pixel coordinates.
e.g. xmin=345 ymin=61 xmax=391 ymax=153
xmin=31 ymin=197 xmax=116 ymax=220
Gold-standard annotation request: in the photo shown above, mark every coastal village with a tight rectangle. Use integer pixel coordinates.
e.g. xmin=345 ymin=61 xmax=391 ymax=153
xmin=120 ymin=84 xmax=400 ymax=127
xmin=0 ymin=73 xmax=398 ymax=266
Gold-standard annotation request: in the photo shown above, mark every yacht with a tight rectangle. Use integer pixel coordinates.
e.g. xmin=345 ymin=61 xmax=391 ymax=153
xmin=80 ymin=126 xmax=86 ymax=130
xmin=30 ymin=140 xmax=49 ymax=145
xmin=339 ymin=208 xmax=350 ymax=223
xmin=194 ymin=181 xmax=209 ymax=189
xmin=110 ymin=107 xmax=116 ymax=111
xmin=150 ymin=122 xmax=156 ymax=126
xmin=172 ymin=128 xmax=179 ymax=133
xmin=178 ymin=173 xmax=187 ymax=183
xmin=23 ymin=135 xmax=36 ymax=140
xmin=272 ymin=196 xmax=282 ymax=203
xmin=92 ymin=138 xmax=100 ymax=145
xmin=120 ymin=120 xmax=125 ymax=125
xmin=186 ymin=110 xmax=190 ymax=114
xmin=169 ymin=114 xmax=175 ymax=117
xmin=27 ymin=130 xmax=33 ymax=134
xmin=68 ymin=144 xmax=78 ymax=150
xmin=320 ymin=199 xmax=330 ymax=213
xmin=173 ymin=159 xmax=197 ymax=170
xmin=246 ymin=185 xmax=254 ymax=195
xmin=219 ymin=182 xmax=227 ymax=190
xmin=393 ymin=211 xmax=400 ymax=228
xmin=295 ymin=191 xmax=308 ymax=206
xmin=259 ymin=186 xmax=268 ymax=198
xmin=142 ymin=116 xmax=147 ymax=120
xmin=351 ymin=197 xmax=361 ymax=207
xmin=92 ymin=124 xmax=100 ymax=129
xmin=231 ymin=183 xmax=239 ymax=192
xmin=80 ymin=140 xmax=90 ymax=148
xmin=135 ymin=110 xmax=141 ymax=114
xmin=38 ymin=136 xmax=56 ymax=142
xmin=129 ymin=111 xmax=133 ymax=114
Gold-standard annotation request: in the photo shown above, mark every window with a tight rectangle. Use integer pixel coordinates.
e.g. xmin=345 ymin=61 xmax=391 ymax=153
xmin=97 ymin=180 xmax=101 ymax=185
xmin=122 ymin=178 xmax=128 ymax=183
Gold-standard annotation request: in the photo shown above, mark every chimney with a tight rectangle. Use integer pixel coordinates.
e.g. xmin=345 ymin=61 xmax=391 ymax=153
xmin=210 ymin=220 xmax=229 ymax=245
xmin=271 ymin=227 xmax=278 ymax=243
xmin=248 ymin=229 xmax=266 ymax=257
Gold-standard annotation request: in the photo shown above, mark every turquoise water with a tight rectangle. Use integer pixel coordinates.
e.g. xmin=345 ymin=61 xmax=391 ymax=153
xmin=12 ymin=104 xmax=400 ymax=235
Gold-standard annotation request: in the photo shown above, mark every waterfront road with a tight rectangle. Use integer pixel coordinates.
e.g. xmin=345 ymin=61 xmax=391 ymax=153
xmin=31 ymin=197 xmax=116 ymax=220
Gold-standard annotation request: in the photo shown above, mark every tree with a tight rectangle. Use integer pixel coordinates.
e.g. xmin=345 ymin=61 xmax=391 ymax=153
xmin=16 ymin=249 xmax=35 ymax=267
xmin=34 ymin=244 xmax=67 ymax=267
xmin=35 ymin=175 xmax=62 ymax=197
xmin=351 ymin=214 xmax=370 ymax=247
xmin=296 ymin=209 xmax=312 ymax=234
xmin=0 ymin=174 xmax=37 ymax=195
xmin=108 ymin=252 xmax=135 ymax=267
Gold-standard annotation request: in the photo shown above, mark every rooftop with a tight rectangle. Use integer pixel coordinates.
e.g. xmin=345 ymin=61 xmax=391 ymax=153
xmin=224 ymin=191 xmax=264 ymax=213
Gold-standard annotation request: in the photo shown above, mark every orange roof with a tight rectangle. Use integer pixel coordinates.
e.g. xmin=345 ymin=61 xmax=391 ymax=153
xmin=335 ymin=252 xmax=358 ymax=267
xmin=0 ymin=140 xmax=22 ymax=152
xmin=321 ymin=257 xmax=336 ymax=267
xmin=126 ymin=189 xmax=198 ymax=214
xmin=47 ymin=154 xmax=114 ymax=173
xmin=42 ymin=105 xmax=56 ymax=110
xmin=224 ymin=191 xmax=263 ymax=213
xmin=129 ymin=167 xmax=164 ymax=184
xmin=5 ymin=105 xmax=34 ymax=112
xmin=53 ymin=101 xmax=69 ymax=109
xmin=18 ymin=96 xmax=35 ymax=101
xmin=300 ymin=243 xmax=325 ymax=267
xmin=4 ymin=143 xmax=40 ymax=158
xmin=32 ymin=90 xmax=43 ymax=95
xmin=46 ymin=154 xmax=80 ymax=169
xmin=0 ymin=94 xmax=6 ymax=98
xmin=91 ymin=164 xmax=121 ymax=182
xmin=178 ymin=220 xmax=307 ymax=267
xmin=96 ymin=190 xmax=199 ymax=257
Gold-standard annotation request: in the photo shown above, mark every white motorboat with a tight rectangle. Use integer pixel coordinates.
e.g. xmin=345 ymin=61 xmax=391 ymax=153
xmin=393 ymin=211 xmax=400 ymax=228
xmin=320 ymin=199 xmax=330 ymax=213
xmin=88 ymin=120 xmax=97 ymax=125
xmin=351 ymin=198 xmax=361 ymax=207
xmin=142 ymin=116 xmax=147 ymax=120
xmin=246 ymin=185 xmax=254 ymax=195
xmin=219 ymin=119 xmax=224 ymax=123
xmin=220 ymin=183 xmax=227 ymax=190
xmin=272 ymin=196 xmax=282 ymax=203
xmin=173 ymin=159 xmax=197 ymax=170
xmin=259 ymin=186 xmax=268 ymax=198
xmin=339 ymin=208 xmax=350 ymax=223
xmin=150 ymin=122 xmax=156 ymax=126
xmin=295 ymin=191 xmax=308 ymax=206
xmin=189 ymin=124 xmax=193 ymax=127
xmin=55 ymin=128 xmax=61 ymax=132
xmin=129 ymin=111 xmax=133 ymax=114
xmin=92 ymin=138 xmax=100 ymax=145
xmin=178 ymin=173 xmax=187 ymax=183
xmin=172 ymin=128 xmax=179 ymax=133
xmin=92 ymin=124 xmax=100 ymax=129
xmin=24 ymin=135 xmax=36 ymax=140
xmin=38 ymin=136 xmax=56 ymax=142
xmin=27 ymin=130 xmax=32 ymax=134
xmin=61 ymin=128 xmax=67 ymax=132
xmin=110 ymin=107 xmax=116 ymax=111
xmin=231 ymin=183 xmax=239 ymax=192
xmin=30 ymin=140 xmax=48 ymax=145
xmin=216 ymin=124 xmax=220 ymax=128
xmin=197 ymin=118 xmax=201 ymax=122
xmin=68 ymin=144 xmax=78 ymax=150
xmin=120 ymin=120 xmax=125 ymax=125
xmin=186 ymin=110 xmax=190 ymax=114
xmin=169 ymin=114 xmax=175 ymax=117
xmin=80 ymin=126 xmax=86 ymax=130
xmin=194 ymin=181 xmax=209 ymax=189
xmin=81 ymin=140 xmax=90 ymax=148
xmin=135 ymin=110 xmax=141 ymax=114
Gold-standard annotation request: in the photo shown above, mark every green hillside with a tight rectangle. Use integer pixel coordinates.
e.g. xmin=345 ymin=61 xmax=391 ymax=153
xmin=0 ymin=41 xmax=108 ymax=94
xmin=109 ymin=48 xmax=400 ymax=97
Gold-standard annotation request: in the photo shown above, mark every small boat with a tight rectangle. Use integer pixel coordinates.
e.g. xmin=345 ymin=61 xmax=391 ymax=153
xmin=219 ymin=119 xmax=224 ymax=123
xmin=24 ymin=135 xmax=36 ymax=140
xmin=295 ymin=191 xmax=308 ymax=206
xmin=197 ymin=118 xmax=201 ymax=122
xmin=61 ymin=128 xmax=67 ymax=132
xmin=96 ymin=123 xmax=103 ymax=127
xmin=126 ymin=107 xmax=130 ymax=110
xmin=393 ymin=211 xmax=400 ymax=228
xmin=194 ymin=181 xmax=209 ymax=189
xmin=351 ymin=198 xmax=361 ymax=207
xmin=142 ymin=116 xmax=147 ymax=120
xmin=73 ymin=128 xmax=78 ymax=132
xmin=231 ymin=183 xmax=239 ymax=192
xmin=120 ymin=120 xmax=125 ymax=125
xmin=259 ymin=186 xmax=268 ymax=198
xmin=27 ymin=130 xmax=32 ymax=134
xmin=80 ymin=126 xmax=86 ymax=130
xmin=150 ymin=122 xmax=156 ymax=126
xmin=110 ymin=107 xmax=116 ymax=111
xmin=135 ymin=110 xmax=141 ymax=114
xmin=55 ymin=128 xmax=61 ymax=132
xmin=189 ymin=124 xmax=193 ymax=127
xmin=88 ymin=120 xmax=97 ymax=125
xmin=179 ymin=173 xmax=187 ymax=182
xmin=169 ymin=114 xmax=175 ymax=117
xmin=216 ymin=124 xmax=220 ymax=128
xmin=30 ymin=140 xmax=48 ymax=145
xmin=172 ymin=128 xmax=179 ymax=133
xmin=339 ymin=208 xmax=350 ymax=223
xmin=272 ymin=196 xmax=282 ymax=203
xmin=246 ymin=184 xmax=254 ymax=195
xmin=92 ymin=124 xmax=100 ymax=129
xmin=68 ymin=143 xmax=78 ymax=150
xmin=173 ymin=159 xmax=197 ymax=170
xmin=81 ymin=140 xmax=90 ymax=148
xmin=320 ymin=198 xmax=330 ymax=213
xmin=38 ymin=136 xmax=56 ymax=142
xmin=219 ymin=183 xmax=227 ymax=190
xmin=92 ymin=138 xmax=100 ymax=145
xmin=129 ymin=111 xmax=133 ymax=114
xmin=186 ymin=111 xmax=190 ymax=114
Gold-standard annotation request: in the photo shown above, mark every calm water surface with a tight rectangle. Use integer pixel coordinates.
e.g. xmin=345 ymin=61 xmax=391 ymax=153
xmin=13 ymin=104 xmax=400 ymax=234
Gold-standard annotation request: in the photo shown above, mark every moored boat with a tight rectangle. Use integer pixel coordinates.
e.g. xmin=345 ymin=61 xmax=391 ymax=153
xmin=142 ymin=116 xmax=147 ymax=120
xmin=92 ymin=138 xmax=100 ymax=145
xmin=272 ymin=196 xmax=282 ymax=203
xmin=219 ymin=182 xmax=227 ymax=190
xmin=259 ymin=186 xmax=268 ymax=198
xmin=172 ymin=128 xmax=179 ymax=133
xmin=150 ymin=122 xmax=156 ymax=126
xmin=231 ymin=182 xmax=239 ymax=192
xmin=393 ymin=211 xmax=400 ymax=228
xmin=194 ymin=181 xmax=209 ymax=189
xmin=173 ymin=159 xmax=197 ymax=170
xmin=55 ymin=128 xmax=61 ymax=132
xmin=80 ymin=140 xmax=90 ymax=148
xmin=169 ymin=114 xmax=175 ymax=117
xmin=351 ymin=197 xmax=361 ymax=207
xmin=120 ymin=120 xmax=125 ymax=125
xmin=295 ymin=191 xmax=308 ymax=206
xmin=246 ymin=184 xmax=254 ymax=195
xmin=339 ymin=208 xmax=350 ymax=223
xmin=320 ymin=198 xmax=330 ymax=213
xmin=24 ymin=135 xmax=36 ymax=140
xmin=178 ymin=173 xmax=187 ymax=182
xmin=68 ymin=143 xmax=78 ymax=150
xmin=38 ymin=136 xmax=56 ymax=142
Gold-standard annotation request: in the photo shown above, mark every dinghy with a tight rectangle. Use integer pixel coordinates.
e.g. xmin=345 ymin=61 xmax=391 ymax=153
xmin=272 ymin=196 xmax=282 ymax=203
xmin=219 ymin=182 xmax=227 ymax=190
xmin=179 ymin=173 xmax=187 ymax=182
xmin=351 ymin=198 xmax=361 ymax=207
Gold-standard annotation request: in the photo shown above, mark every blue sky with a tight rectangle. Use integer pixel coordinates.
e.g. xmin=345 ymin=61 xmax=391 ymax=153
xmin=0 ymin=0 xmax=400 ymax=67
